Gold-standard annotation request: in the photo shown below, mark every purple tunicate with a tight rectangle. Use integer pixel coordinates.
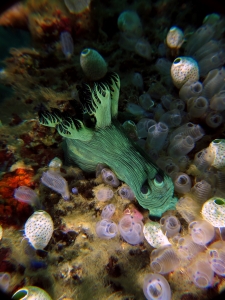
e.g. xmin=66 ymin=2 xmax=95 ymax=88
xmin=41 ymin=170 xmax=70 ymax=200
xmin=14 ymin=186 xmax=40 ymax=208
xmin=95 ymin=219 xmax=118 ymax=239
xmin=118 ymin=185 xmax=135 ymax=200
xmin=101 ymin=168 xmax=120 ymax=188
xmin=118 ymin=215 xmax=144 ymax=245
xmin=101 ymin=204 xmax=116 ymax=219
xmin=60 ymin=31 xmax=74 ymax=59
xmin=72 ymin=187 xmax=78 ymax=195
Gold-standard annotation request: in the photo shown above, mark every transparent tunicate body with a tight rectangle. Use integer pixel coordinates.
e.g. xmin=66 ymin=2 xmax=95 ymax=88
xmin=189 ymin=220 xmax=215 ymax=245
xmin=188 ymin=257 xmax=214 ymax=288
xmin=160 ymin=215 xmax=181 ymax=238
xmin=173 ymin=172 xmax=192 ymax=194
xmin=101 ymin=204 xmax=116 ymax=219
xmin=96 ymin=219 xmax=118 ymax=239
xmin=101 ymin=168 xmax=120 ymax=187
xmin=208 ymin=241 xmax=225 ymax=276
xmin=143 ymin=273 xmax=171 ymax=300
xmin=118 ymin=215 xmax=144 ymax=245
xmin=150 ymin=245 xmax=180 ymax=274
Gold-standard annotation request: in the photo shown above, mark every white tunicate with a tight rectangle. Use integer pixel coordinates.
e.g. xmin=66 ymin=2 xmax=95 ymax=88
xmin=205 ymin=111 xmax=223 ymax=128
xmin=159 ymin=109 xmax=182 ymax=128
xmin=143 ymin=273 xmax=171 ymax=300
xmin=150 ymin=245 xmax=180 ymax=274
xmin=189 ymin=220 xmax=215 ymax=245
xmin=95 ymin=219 xmax=118 ymax=239
xmin=179 ymin=80 xmax=203 ymax=102
xmin=160 ymin=215 xmax=181 ymax=238
xmin=177 ymin=235 xmax=205 ymax=261
xmin=101 ymin=204 xmax=116 ymax=219
xmin=118 ymin=215 xmax=144 ymax=245
xmin=94 ymin=185 xmax=114 ymax=202
xmin=12 ymin=286 xmax=52 ymax=300
xmin=25 ymin=211 xmax=54 ymax=250
xmin=188 ymin=257 xmax=214 ymax=288
xmin=187 ymin=96 xmax=208 ymax=118
xmin=145 ymin=122 xmax=168 ymax=153
xmin=208 ymin=241 xmax=225 ymax=276
xmin=168 ymin=134 xmax=195 ymax=157
xmin=136 ymin=118 xmax=156 ymax=139
xmin=41 ymin=170 xmax=70 ymax=200
xmin=169 ymin=122 xmax=204 ymax=142
xmin=190 ymin=180 xmax=212 ymax=205
xmin=101 ymin=168 xmax=120 ymax=187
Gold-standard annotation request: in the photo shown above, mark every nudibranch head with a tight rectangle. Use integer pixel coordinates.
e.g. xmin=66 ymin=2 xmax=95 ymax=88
xmin=80 ymin=48 xmax=108 ymax=81
xmin=166 ymin=26 xmax=184 ymax=49
xmin=171 ymin=56 xmax=199 ymax=88
xmin=202 ymin=197 xmax=225 ymax=227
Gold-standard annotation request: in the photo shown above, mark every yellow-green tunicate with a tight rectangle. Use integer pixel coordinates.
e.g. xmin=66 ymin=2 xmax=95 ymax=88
xmin=207 ymin=139 xmax=225 ymax=170
xmin=143 ymin=221 xmax=171 ymax=248
xmin=202 ymin=197 xmax=225 ymax=227
xmin=171 ymin=57 xmax=199 ymax=88
xmin=12 ymin=286 xmax=52 ymax=300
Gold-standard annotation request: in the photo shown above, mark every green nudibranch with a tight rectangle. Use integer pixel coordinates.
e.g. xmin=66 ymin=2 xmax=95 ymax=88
xmin=39 ymin=72 xmax=177 ymax=217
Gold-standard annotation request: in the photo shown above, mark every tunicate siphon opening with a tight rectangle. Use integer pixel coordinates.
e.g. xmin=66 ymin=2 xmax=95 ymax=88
xmin=12 ymin=290 xmax=28 ymax=300
xmin=174 ymin=58 xmax=181 ymax=64
xmin=149 ymin=281 xmax=162 ymax=297
xmin=214 ymin=199 xmax=225 ymax=205
xmin=213 ymin=139 xmax=221 ymax=144
xmin=151 ymin=261 xmax=162 ymax=273
xmin=81 ymin=48 xmax=90 ymax=56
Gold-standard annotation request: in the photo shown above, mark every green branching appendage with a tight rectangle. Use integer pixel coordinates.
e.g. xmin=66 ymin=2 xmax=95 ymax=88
xmin=104 ymin=72 xmax=120 ymax=118
xmin=56 ymin=116 xmax=93 ymax=141
xmin=38 ymin=109 xmax=63 ymax=128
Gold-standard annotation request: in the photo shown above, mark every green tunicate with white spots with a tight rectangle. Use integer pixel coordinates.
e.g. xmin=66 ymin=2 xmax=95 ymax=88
xmin=202 ymin=197 xmax=225 ymax=227
xmin=143 ymin=221 xmax=171 ymax=248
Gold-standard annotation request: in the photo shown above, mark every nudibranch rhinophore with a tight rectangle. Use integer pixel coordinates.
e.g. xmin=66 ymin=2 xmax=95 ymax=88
xmin=38 ymin=72 xmax=177 ymax=217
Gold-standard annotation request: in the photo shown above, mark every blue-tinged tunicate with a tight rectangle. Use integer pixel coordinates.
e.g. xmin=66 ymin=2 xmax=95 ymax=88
xmin=135 ymin=38 xmax=152 ymax=60
xmin=132 ymin=72 xmax=144 ymax=91
xmin=161 ymin=94 xmax=173 ymax=110
xmin=202 ymin=67 xmax=225 ymax=99
xmin=158 ymin=43 xmax=167 ymax=56
xmin=156 ymin=156 xmax=179 ymax=178
xmin=188 ymin=255 xmax=214 ymax=288
xmin=210 ymin=90 xmax=225 ymax=111
xmin=14 ymin=186 xmax=40 ymax=209
xmin=160 ymin=215 xmax=181 ymax=238
xmin=117 ymin=10 xmax=143 ymax=38
xmin=118 ymin=215 xmax=144 ymax=245
xmin=118 ymin=184 xmax=135 ymax=201
xmin=24 ymin=210 xmax=54 ymax=250
xmin=159 ymin=109 xmax=181 ymax=128
xmin=95 ymin=219 xmax=118 ymax=239
xmin=150 ymin=245 xmax=180 ymax=274
xmin=176 ymin=196 xmax=202 ymax=224
xmin=48 ymin=157 xmax=62 ymax=173
xmin=169 ymin=122 xmax=204 ymax=143
xmin=171 ymin=57 xmax=199 ymax=89
xmin=93 ymin=184 xmax=114 ymax=202
xmin=169 ymin=99 xmax=185 ymax=111
xmin=155 ymin=58 xmax=172 ymax=77
xmin=0 ymin=272 xmax=11 ymax=292
xmin=179 ymin=80 xmax=203 ymax=102
xmin=71 ymin=187 xmax=78 ymax=194
xmin=143 ymin=273 xmax=171 ymax=300
xmin=145 ymin=122 xmax=168 ymax=153
xmin=193 ymin=40 xmax=221 ymax=62
xmin=205 ymin=111 xmax=223 ymax=128
xmin=198 ymin=49 xmax=225 ymax=76
xmin=125 ymin=103 xmax=152 ymax=118
xmin=12 ymin=285 xmax=52 ymax=300
xmin=189 ymin=220 xmax=215 ymax=245
xmin=60 ymin=31 xmax=74 ymax=59
xmin=187 ymin=96 xmax=208 ymax=118
xmin=101 ymin=168 xmax=120 ymax=188
xmin=202 ymin=197 xmax=225 ymax=227
xmin=136 ymin=118 xmax=155 ymax=139
xmin=41 ymin=170 xmax=70 ymax=200
xmin=122 ymin=120 xmax=138 ymax=140
xmin=118 ymin=32 xmax=138 ymax=51
xmin=173 ymin=173 xmax=192 ymax=194
xmin=168 ymin=134 xmax=195 ymax=158
xmin=139 ymin=93 xmax=154 ymax=111
xmin=208 ymin=241 xmax=225 ymax=276
xmin=101 ymin=204 xmax=116 ymax=219
xmin=80 ymin=48 xmax=107 ymax=81
xmin=185 ymin=24 xmax=215 ymax=56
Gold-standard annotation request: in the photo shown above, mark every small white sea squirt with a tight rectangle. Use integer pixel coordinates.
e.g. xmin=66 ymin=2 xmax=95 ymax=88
xmin=143 ymin=221 xmax=171 ymax=248
xmin=24 ymin=211 xmax=54 ymax=250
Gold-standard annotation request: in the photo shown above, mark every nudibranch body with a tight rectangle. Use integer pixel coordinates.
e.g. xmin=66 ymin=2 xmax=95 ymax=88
xmin=39 ymin=73 xmax=177 ymax=217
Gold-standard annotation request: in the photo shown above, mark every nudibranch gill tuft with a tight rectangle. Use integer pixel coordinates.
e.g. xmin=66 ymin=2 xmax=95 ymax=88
xmin=38 ymin=72 xmax=177 ymax=217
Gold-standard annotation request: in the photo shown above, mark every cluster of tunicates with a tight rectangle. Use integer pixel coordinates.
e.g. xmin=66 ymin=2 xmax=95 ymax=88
xmin=117 ymin=10 xmax=152 ymax=60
